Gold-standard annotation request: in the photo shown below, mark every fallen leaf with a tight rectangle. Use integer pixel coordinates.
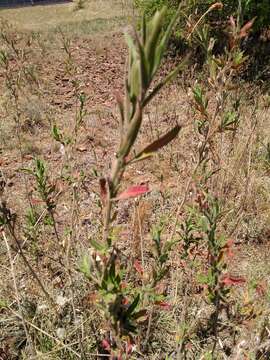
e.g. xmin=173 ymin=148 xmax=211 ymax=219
xmin=116 ymin=184 xmax=150 ymax=200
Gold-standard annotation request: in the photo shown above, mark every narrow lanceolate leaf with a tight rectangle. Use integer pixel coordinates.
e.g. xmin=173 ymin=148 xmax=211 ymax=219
xmin=141 ymin=13 xmax=147 ymax=46
xmin=145 ymin=7 xmax=167 ymax=74
xmin=125 ymin=33 xmax=137 ymax=62
xmin=116 ymin=184 xmax=150 ymax=200
xmin=134 ymin=31 xmax=149 ymax=91
xmin=152 ymin=2 xmax=183 ymax=76
xmin=132 ymin=124 xmax=181 ymax=162
xmin=80 ymin=255 xmax=91 ymax=279
xmin=125 ymin=32 xmax=138 ymax=97
xmin=130 ymin=59 xmax=141 ymax=99
xmin=239 ymin=17 xmax=256 ymax=38
xmin=126 ymin=294 xmax=140 ymax=318
xmin=89 ymin=238 xmax=107 ymax=252
xmin=143 ymin=54 xmax=190 ymax=107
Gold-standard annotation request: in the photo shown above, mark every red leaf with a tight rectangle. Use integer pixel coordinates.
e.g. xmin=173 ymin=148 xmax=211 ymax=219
xmin=134 ymin=259 xmax=144 ymax=275
xmin=116 ymin=184 xmax=150 ymax=200
xmin=126 ymin=340 xmax=134 ymax=355
xmin=31 ymin=198 xmax=43 ymax=205
xmin=221 ymin=274 xmax=246 ymax=286
xmin=209 ymin=2 xmax=223 ymax=11
xmin=223 ymin=238 xmax=234 ymax=258
xmin=229 ymin=15 xmax=236 ymax=30
xmin=155 ymin=301 xmax=171 ymax=311
xmin=101 ymin=339 xmax=111 ymax=351
xmin=122 ymin=297 xmax=129 ymax=306
xmin=239 ymin=17 xmax=256 ymax=38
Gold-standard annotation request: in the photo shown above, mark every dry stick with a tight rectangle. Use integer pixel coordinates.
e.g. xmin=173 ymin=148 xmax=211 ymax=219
xmin=48 ymin=208 xmax=61 ymax=245
xmin=102 ymin=190 xmax=113 ymax=244
xmin=169 ymin=177 xmax=192 ymax=242
xmin=186 ymin=2 xmax=223 ymax=41
xmin=142 ymin=307 xmax=153 ymax=351
xmin=2 ymin=231 xmax=35 ymax=357
xmin=102 ymin=155 xmax=125 ymax=243
xmin=4 ymin=226 xmax=56 ymax=308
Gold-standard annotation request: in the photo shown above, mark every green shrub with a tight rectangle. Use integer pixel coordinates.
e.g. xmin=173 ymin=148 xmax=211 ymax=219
xmin=134 ymin=0 xmax=180 ymax=29
xmin=134 ymin=0 xmax=270 ymax=32
xmin=240 ymin=0 xmax=270 ymax=30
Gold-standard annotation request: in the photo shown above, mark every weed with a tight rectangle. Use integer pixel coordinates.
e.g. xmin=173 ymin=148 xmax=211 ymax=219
xmin=0 ymin=2 xmax=269 ymax=359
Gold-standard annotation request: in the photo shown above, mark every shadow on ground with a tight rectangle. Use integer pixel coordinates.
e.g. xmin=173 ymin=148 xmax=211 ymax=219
xmin=0 ymin=0 xmax=72 ymax=8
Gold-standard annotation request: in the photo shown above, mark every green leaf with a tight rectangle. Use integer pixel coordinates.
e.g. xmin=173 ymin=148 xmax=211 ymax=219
xmin=109 ymin=262 xmax=116 ymax=283
xmin=163 ymin=239 xmax=178 ymax=254
xmin=126 ymin=294 xmax=140 ymax=318
xmin=152 ymin=3 xmax=183 ymax=76
xmin=89 ymin=238 xmax=107 ymax=252
xmin=200 ymin=215 xmax=209 ymax=233
xmin=79 ymin=255 xmax=91 ymax=279
xmin=125 ymin=33 xmax=137 ymax=63
xmin=129 ymin=152 xmax=154 ymax=164
xmin=143 ymin=54 xmax=190 ymax=107
xmin=52 ymin=124 xmax=63 ymax=143
xmin=134 ymin=31 xmax=149 ymax=92
xmin=145 ymin=7 xmax=167 ymax=75
xmin=130 ymin=59 xmax=140 ymax=99
xmin=132 ymin=308 xmax=147 ymax=321
xmin=0 ymin=299 xmax=7 ymax=309
xmin=141 ymin=13 xmax=146 ymax=46
xmin=159 ymin=253 xmax=168 ymax=264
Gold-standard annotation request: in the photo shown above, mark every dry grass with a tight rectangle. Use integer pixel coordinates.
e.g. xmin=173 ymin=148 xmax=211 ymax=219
xmin=0 ymin=0 xmax=133 ymax=32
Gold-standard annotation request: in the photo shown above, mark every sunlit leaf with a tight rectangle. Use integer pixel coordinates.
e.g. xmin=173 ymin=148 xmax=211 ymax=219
xmin=239 ymin=17 xmax=256 ymax=38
